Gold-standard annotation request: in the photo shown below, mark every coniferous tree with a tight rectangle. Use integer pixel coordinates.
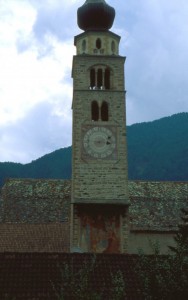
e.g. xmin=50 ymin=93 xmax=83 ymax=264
xmin=169 ymin=208 xmax=188 ymax=256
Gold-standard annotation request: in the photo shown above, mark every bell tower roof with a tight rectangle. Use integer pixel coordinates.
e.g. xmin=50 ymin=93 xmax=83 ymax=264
xmin=77 ymin=0 xmax=115 ymax=31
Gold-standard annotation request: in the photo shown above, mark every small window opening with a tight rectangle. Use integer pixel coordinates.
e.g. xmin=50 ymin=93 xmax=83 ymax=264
xmin=91 ymin=101 xmax=99 ymax=121
xmin=104 ymin=69 xmax=110 ymax=89
xmin=101 ymin=101 xmax=109 ymax=121
xmin=96 ymin=38 xmax=102 ymax=49
xmin=90 ymin=69 xmax=95 ymax=88
xmin=111 ymin=41 xmax=115 ymax=53
xmin=97 ymin=69 xmax=103 ymax=88
xmin=82 ymin=40 xmax=86 ymax=52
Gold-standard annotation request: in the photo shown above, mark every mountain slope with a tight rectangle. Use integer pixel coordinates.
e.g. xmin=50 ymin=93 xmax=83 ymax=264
xmin=0 ymin=147 xmax=72 ymax=188
xmin=127 ymin=112 xmax=188 ymax=181
xmin=0 ymin=113 xmax=188 ymax=188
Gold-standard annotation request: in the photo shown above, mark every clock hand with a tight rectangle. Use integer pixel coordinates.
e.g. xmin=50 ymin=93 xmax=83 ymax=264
xmin=106 ymin=136 xmax=112 ymax=145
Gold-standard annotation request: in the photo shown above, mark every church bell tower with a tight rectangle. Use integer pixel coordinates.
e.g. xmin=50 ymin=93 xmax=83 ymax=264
xmin=71 ymin=0 xmax=129 ymax=253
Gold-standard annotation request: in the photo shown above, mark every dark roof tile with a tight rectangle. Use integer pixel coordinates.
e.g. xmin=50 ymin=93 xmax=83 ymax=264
xmin=129 ymin=181 xmax=188 ymax=231
xmin=1 ymin=179 xmax=188 ymax=232
xmin=0 ymin=223 xmax=69 ymax=252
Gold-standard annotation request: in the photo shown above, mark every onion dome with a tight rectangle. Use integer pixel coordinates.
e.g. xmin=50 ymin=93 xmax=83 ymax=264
xmin=77 ymin=0 xmax=115 ymax=31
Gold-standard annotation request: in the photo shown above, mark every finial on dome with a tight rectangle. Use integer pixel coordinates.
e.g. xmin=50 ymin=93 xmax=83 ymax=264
xmin=77 ymin=0 xmax=115 ymax=31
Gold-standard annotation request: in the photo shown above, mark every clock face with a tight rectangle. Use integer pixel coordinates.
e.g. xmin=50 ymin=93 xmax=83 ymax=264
xmin=83 ymin=126 xmax=116 ymax=159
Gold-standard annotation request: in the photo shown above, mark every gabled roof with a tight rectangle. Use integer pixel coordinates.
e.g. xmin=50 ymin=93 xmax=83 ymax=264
xmin=0 ymin=253 xmax=144 ymax=300
xmin=1 ymin=178 xmax=187 ymax=231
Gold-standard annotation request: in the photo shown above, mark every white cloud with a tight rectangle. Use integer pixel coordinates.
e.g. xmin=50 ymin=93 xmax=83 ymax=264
xmin=0 ymin=0 xmax=74 ymax=123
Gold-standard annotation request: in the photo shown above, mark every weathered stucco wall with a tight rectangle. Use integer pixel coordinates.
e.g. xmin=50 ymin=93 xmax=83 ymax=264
xmin=71 ymin=204 xmax=129 ymax=253
xmin=128 ymin=231 xmax=176 ymax=254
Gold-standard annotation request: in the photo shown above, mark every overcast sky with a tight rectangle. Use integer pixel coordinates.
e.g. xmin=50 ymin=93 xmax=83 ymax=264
xmin=0 ymin=0 xmax=188 ymax=163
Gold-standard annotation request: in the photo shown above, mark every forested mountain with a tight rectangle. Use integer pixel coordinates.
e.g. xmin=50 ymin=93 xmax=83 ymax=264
xmin=127 ymin=112 xmax=188 ymax=181
xmin=0 ymin=113 xmax=188 ymax=188
xmin=0 ymin=147 xmax=72 ymax=188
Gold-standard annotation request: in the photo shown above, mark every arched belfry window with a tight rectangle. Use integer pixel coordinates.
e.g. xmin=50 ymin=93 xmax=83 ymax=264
xmin=104 ymin=69 xmax=110 ymax=89
xmin=97 ymin=69 xmax=103 ymax=88
xmin=96 ymin=38 xmax=102 ymax=49
xmin=91 ymin=101 xmax=99 ymax=121
xmin=101 ymin=101 xmax=109 ymax=121
xmin=90 ymin=69 xmax=95 ymax=89
xmin=89 ymin=66 xmax=112 ymax=90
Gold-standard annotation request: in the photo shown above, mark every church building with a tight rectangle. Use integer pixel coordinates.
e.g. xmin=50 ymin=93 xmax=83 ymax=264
xmin=0 ymin=0 xmax=187 ymax=255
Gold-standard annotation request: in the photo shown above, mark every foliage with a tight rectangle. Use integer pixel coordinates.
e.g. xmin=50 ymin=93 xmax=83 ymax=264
xmin=55 ymin=255 xmax=101 ymax=300
xmin=136 ymin=213 xmax=188 ymax=299
xmin=52 ymin=255 xmax=126 ymax=300
xmin=110 ymin=270 xmax=125 ymax=300
xmin=1 ymin=113 xmax=188 ymax=188
xmin=169 ymin=208 xmax=188 ymax=257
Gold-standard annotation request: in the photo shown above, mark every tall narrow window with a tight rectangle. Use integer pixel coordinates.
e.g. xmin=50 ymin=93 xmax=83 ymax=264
xmin=96 ymin=38 xmax=102 ymax=49
xmin=111 ymin=41 xmax=115 ymax=53
xmin=90 ymin=69 xmax=95 ymax=88
xmin=104 ymin=69 xmax=110 ymax=89
xmin=91 ymin=101 xmax=99 ymax=121
xmin=82 ymin=39 xmax=86 ymax=52
xmin=97 ymin=69 xmax=103 ymax=88
xmin=101 ymin=101 xmax=109 ymax=121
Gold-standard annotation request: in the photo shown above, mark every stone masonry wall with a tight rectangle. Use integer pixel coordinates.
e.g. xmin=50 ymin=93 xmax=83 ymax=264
xmin=75 ymin=31 xmax=120 ymax=56
xmin=72 ymin=54 xmax=128 ymax=204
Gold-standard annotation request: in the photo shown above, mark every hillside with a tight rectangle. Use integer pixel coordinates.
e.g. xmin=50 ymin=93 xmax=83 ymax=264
xmin=127 ymin=112 xmax=188 ymax=181
xmin=0 ymin=113 xmax=188 ymax=188
xmin=0 ymin=147 xmax=72 ymax=188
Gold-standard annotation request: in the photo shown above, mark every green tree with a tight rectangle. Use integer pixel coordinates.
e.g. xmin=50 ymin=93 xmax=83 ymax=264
xmin=52 ymin=255 xmax=126 ymax=300
xmin=136 ymin=213 xmax=188 ymax=299
xmin=169 ymin=208 xmax=188 ymax=257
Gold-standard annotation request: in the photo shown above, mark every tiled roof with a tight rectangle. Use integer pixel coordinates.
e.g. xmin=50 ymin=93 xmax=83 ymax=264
xmin=128 ymin=180 xmax=188 ymax=231
xmin=1 ymin=178 xmax=71 ymax=223
xmin=0 ymin=223 xmax=69 ymax=252
xmin=1 ymin=179 xmax=187 ymax=232
xmin=0 ymin=253 xmax=144 ymax=300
